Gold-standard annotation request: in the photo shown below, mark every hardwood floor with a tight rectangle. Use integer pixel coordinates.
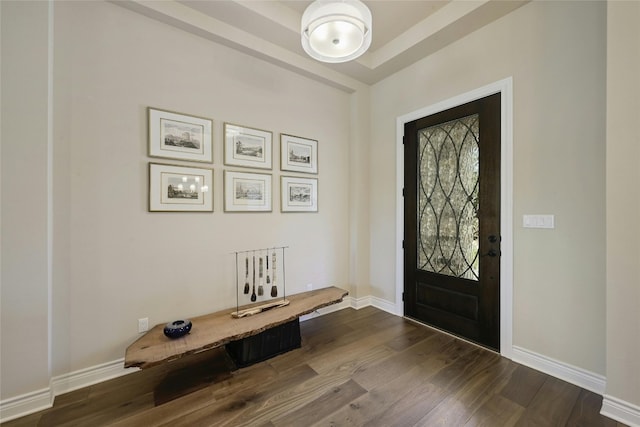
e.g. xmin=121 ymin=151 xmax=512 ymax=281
xmin=3 ymin=307 xmax=625 ymax=427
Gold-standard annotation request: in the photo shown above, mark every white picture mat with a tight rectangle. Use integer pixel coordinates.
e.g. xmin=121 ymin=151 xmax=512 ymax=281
xmin=149 ymin=108 xmax=213 ymax=163
xmin=281 ymin=134 xmax=318 ymax=174
xmin=224 ymin=123 xmax=273 ymax=169
xmin=149 ymin=163 xmax=213 ymax=211
xmin=281 ymin=176 xmax=318 ymax=212
xmin=224 ymin=170 xmax=272 ymax=212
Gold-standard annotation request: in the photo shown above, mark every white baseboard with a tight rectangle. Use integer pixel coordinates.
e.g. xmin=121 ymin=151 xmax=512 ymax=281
xmin=512 ymin=345 xmax=606 ymax=395
xmin=351 ymin=295 xmax=371 ymax=310
xmin=299 ymin=294 xmax=398 ymax=319
xmin=7 ymin=298 xmax=637 ymax=426
xmin=0 ymin=360 xmax=138 ymax=423
xmin=601 ymin=394 xmax=640 ymax=427
xmin=299 ymin=296 xmax=353 ymax=321
xmin=369 ymin=295 xmax=400 ymax=315
xmin=1 ymin=297 xmax=360 ymax=422
xmin=0 ymin=387 xmax=52 ymax=423
xmin=51 ymin=358 xmax=138 ymax=396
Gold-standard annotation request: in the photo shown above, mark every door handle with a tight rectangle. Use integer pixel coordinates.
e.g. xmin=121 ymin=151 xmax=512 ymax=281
xmin=482 ymin=249 xmax=499 ymax=257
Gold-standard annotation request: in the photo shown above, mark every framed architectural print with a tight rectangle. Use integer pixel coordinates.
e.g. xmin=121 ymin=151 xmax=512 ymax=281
xmin=224 ymin=171 xmax=272 ymax=212
xmin=148 ymin=108 xmax=213 ymax=163
xmin=280 ymin=134 xmax=318 ymax=174
xmin=224 ymin=123 xmax=273 ymax=169
xmin=281 ymin=176 xmax=318 ymax=212
xmin=149 ymin=163 xmax=213 ymax=212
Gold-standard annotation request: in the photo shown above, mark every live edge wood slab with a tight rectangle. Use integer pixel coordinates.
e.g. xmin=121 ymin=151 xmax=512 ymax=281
xmin=125 ymin=286 xmax=348 ymax=369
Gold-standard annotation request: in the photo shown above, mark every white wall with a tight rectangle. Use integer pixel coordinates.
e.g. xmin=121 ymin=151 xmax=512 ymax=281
xmin=1 ymin=1 xmax=52 ymax=398
xmin=2 ymin=0 xmax=353 ymax=402
xmin=369 ymin=1 xmax=606 ymax=375
xmin=604 ymin=0 xmax=640 ymax=419
xmin=53 ymin=0 xmax=352 ymax=371
xmin=4 ymin=1 xmax=640 ymax=424
xmin=347 ymin=89 xmax=371 ymax=298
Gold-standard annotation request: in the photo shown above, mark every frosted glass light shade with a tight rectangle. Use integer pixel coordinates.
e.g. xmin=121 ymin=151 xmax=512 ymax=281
xmin=301 ymin=0 xmax=372 ymax=63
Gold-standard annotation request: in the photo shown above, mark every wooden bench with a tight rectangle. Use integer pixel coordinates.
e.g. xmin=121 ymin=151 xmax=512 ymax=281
xmin=125 ymin=286 xmax=349 ymax=369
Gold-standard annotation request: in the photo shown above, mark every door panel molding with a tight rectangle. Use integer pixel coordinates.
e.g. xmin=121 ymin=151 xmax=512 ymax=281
xmin=395 ymin=77 xmax=513 ymax=358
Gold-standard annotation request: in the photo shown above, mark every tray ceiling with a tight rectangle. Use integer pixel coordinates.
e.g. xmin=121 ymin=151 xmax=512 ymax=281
xmin=115 ymin=0 xmax=528 ymax=92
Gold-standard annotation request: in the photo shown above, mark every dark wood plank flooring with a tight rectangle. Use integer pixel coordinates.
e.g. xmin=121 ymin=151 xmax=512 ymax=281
xmin=2 ymin=307 xmax=625 ymax=427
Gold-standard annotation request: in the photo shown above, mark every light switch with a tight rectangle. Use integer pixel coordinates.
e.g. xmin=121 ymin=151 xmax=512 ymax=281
xmin=523 ymin=214 xmax=555 ymax=229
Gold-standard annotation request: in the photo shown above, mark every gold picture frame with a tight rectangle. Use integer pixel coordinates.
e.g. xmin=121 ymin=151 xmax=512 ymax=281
xmin=224 ymin=123 xmax=273 ymax=170
xmin=149 ymin=163 xmax=213 ymax=212
xmin=224 ymin=170 xmax=272 ymax=212
xmin=148 ymin=108 xmax=213 ymax=163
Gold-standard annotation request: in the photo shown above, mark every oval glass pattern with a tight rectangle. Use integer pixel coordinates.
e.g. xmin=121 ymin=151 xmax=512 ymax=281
xmin=418 ymin=114 xmax=480 ymax=281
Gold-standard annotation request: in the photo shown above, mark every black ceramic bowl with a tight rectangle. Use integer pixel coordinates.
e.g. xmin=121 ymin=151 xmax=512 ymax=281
xmin=163 ymin=319 xmax=192 ymax=339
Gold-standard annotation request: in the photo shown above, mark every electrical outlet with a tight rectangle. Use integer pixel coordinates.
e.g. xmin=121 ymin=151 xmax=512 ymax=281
xmin=307 ymin=283 xmax=313 ymax=291
xmin=138 ymin=317 xmax=149 ymax=333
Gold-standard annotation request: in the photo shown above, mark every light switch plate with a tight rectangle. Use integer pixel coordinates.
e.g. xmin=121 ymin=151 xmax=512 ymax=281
xmin=523 ymin=214 xmax=555 ymax=229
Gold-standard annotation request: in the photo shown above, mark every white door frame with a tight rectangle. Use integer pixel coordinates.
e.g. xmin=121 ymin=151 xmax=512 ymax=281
xmin=395 ymin=77 xmax=514 ymax=358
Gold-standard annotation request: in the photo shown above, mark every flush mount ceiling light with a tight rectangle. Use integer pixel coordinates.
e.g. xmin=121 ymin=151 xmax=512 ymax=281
xmin=301 ymin=0 xmax=372 ymax=63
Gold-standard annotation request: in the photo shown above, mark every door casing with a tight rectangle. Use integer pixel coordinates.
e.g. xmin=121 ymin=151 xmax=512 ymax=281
xmin=395 ymin=78 xmax=513 ymax=358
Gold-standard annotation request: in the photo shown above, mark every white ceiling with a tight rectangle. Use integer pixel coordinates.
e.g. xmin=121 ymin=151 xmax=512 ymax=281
xmin=116 ymin=0 xmax=528 ymax=92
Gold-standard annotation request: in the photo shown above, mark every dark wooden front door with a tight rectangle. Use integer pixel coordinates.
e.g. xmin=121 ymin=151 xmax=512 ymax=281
xmin=404 ymin=93 xmax=501 ymax=350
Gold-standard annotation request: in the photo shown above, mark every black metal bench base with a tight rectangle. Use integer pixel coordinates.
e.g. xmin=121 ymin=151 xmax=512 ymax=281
xmin=225 ymin=318 xmax=301 ymax=368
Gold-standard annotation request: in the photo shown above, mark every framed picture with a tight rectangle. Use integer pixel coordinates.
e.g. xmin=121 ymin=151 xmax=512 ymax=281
xmin=281 ymin=176 xmax=318 ymax=212
xmin=148 ymin=108 xmax=213 ymax=163
xmin=224 ymin=123 xmax=272 ymax=169
xmin=224 ymin=171 xmax=272 ymax=212
xmin=280 ymin=134 xmax=318 ymax=174
xmin=149 ymin=163 xmax=213 ymax=212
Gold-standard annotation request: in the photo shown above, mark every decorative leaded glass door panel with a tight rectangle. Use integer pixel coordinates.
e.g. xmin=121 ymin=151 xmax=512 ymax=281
xmin=418 ymin=114 xmax=480 ymax=281
xmin=404 ymin=93 xmax=501 ymax=350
